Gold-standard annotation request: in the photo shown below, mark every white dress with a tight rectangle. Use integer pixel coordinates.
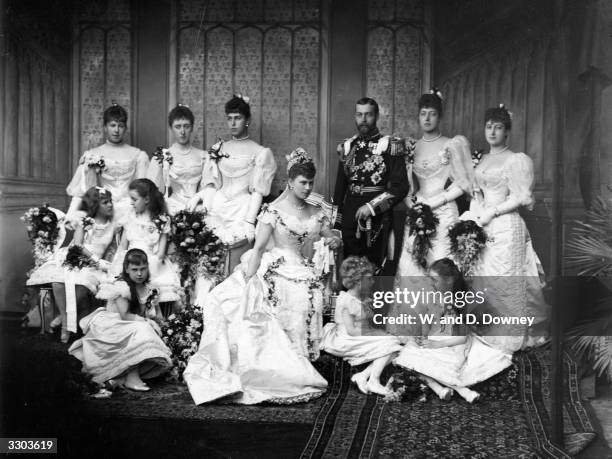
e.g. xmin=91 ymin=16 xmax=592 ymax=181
xmin=201 ymin=140 xmax=276 ymax=244
xmin=183 ymin=204 xmax=329 ymax=405
xmin=68 ymin=280 xmax=172 ymax=384
xmin=390 ymin=136 xmax=473 ymax=337
xmin=393 ymin=308 xmax=513 ymax=388
xmin=321 ymin=291 xmax=402 ymax=366
xmin=467 ymin=152 xmax=550 ymax=352
xmin=27 ymin=218 xmax=115 ymax=292
xmin=396 ymin=135 xmax=473 ymax=276
xmin=147 ymin=148 xmax=206 ymax=215
xmin=66 ymin=143 xmax=149 ymax=222
xmin=109 ymin=210 xmax=181 ymax=303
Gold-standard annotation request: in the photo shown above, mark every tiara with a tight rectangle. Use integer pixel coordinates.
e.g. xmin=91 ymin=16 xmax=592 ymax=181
xmin=177 ymin=103 xmax=190 ymax=108
xmin=234 ymin=93 xmax=250 ymax=104
xmin=429 ymin=87 xmax=443 ymax=100
xmin=498 ymin=103 xmax=513 ymax=120
xmin=285 ymin=147 xmax=313 ymax=172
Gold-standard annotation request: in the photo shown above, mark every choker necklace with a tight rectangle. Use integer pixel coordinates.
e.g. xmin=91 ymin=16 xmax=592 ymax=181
xmin=422 ymin=133 xmax=442 ymax=142
xmin=232 ymin=135 xmax=250 ymax=141
xmin=490 ymin=145 xmax=509 ymax=155
xmin=292 ymin=199 xmax=306 ymax=211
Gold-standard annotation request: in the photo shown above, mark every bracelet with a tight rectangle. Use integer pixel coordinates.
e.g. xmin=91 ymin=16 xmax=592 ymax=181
xmin=441 ymin=193 xmax=448 ymax=205
xmin=493 ymin=207 xmax=500 ymax=218
xmin=245 ymin=219 xmax=255 ymax=225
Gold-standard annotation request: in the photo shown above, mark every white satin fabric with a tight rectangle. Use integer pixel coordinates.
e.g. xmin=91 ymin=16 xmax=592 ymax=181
xmin=184 ymin=205 xmax=329 ymax=405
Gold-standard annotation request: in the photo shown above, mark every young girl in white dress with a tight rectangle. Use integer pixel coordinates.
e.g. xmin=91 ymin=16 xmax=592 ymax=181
xmin=394 ymin=258 xmax=513 ymax=402
xmin=147 ymin=105 xmax=207 ymax=215
xmin=321 ymin=256 xmax=402 ymax=396
xmin=27 ymin=186 xmax=117 ymax=343
xmin=69 ymin=248 xmax=172 ymax=395
xmin=111 ymin=179 xmax=181 ymax=304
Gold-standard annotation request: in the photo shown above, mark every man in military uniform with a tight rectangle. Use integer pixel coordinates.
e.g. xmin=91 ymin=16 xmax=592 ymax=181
xmin=333 ymin=97 xmax=409 ymax=275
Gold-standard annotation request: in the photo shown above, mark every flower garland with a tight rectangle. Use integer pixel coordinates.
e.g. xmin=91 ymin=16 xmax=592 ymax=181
xmin=152 ymin=146 xmax=173 ymax=166
xmin=263 ymin=256 xmax=324 ymax=360
xmin=382 ymin=365 xmax=431 ymax=402
xmin=21 ymin=204 xmax=61 ymax=267
xmin=406 ymin=200 xmax=439 ymax=268
xmin=170 ymin=210 xmax=227 ymax=290
xmin=208 ymin=139 xmax=229 ymax=162
xmin=160 ymin=303 xmax=203 ymax=382
xmin=62 ymin=245 xmax=99 ymax=270
xmin=448 ymin=220 xmax=487 ymax=276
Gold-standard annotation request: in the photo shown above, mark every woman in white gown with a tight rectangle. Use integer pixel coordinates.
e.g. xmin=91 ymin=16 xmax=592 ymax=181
xmin=147 ymin=105 xmax=206 ymax=215
xmin=464 ymin=105 xmax=549 ymax=352
xmin=184 ymin=149 xmax=341 ymax=405
xmin=66 ymin=104 xmax=149 ymax=223
xmin=391 ymin=89 xmax=474 ymax=337
xmin=188 ymin=95 xmax=277 ymax=244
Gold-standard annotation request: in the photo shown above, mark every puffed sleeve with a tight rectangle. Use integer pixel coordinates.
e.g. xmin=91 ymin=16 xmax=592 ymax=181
xmin=256 ymin=204 xmax=278 ymax=228
xmin=249 ymin=147 xmax=277 ymax=196
xmin=445 ymin=135 xmax=474 ymax=193
xmin=135 ymin=150 xmax=150 ymax=178
xmin=201 ymin=150 xmax=222 ymax=189
xmin=147 ymin=156 xmax=164 ymax=191
xmin=504 ymin=153 xmax=535 ymax=210
xmin=96 ymin=280 xmax=131 ymax=301
xmin=66 ymin=152 xmax=90 ymax=198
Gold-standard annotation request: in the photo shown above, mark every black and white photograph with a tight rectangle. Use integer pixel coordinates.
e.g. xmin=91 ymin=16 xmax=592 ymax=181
xmin=1 ymin=0 xmax=611 ymax=457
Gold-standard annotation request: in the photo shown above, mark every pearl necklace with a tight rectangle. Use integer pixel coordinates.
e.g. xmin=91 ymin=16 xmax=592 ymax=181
xmin=421 ymin=133 xmax=442 ymax=142
xmin=490 ymin=145 xmax=510 ymax=155
xmin=291 ymin=198 xmax=306 ymax=211
xmin=232 ymin=135 xmax=250 ymax=141
xmin=173 ymin=146 xmax=192 ymax=156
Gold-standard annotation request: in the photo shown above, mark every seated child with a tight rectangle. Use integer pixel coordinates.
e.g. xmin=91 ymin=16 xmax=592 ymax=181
xmin=321 ymin=256 xmax=402 ymax=396
xmin=69 ymin=248 xmax=172 ymax=396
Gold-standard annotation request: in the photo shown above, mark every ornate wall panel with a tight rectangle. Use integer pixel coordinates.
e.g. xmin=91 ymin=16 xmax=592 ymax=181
xmin=75 ymin=0 xmax=133 ymax=156
xmin=366 ymin=0 xmax=425 ymax=138
xmin=175 ymin=0 xmax=323 ymax=194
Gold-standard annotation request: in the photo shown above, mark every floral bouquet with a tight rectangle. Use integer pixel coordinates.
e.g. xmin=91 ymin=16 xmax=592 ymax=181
xmin=208 ymin=138 xmax=229 ymax=162
xmin=448 ymin=219 xmax=487 ymax=276
xmin=152 ymin=146 xmax=173 ymax=166
xmin=471 ymin=149 xmax=484 ymax=168
xmin=21 ymin=204 xmax=61 ymax=267
xmin=404 ymin=136 xmax=417 ymax=165
xmin=406 ymin=199 xmax=439 ymax=268
xmin=62 ymin=245 xmax=99 ymax=270
xmin=161 ymin=303 xmax=203 ymax=382
xmin=170 ymin=210 xmax=227 ymax=288
xmin=383 ymin=365 xmax=431 ymax=402
xmin=86 ymin=154 xmax=106 ymax=173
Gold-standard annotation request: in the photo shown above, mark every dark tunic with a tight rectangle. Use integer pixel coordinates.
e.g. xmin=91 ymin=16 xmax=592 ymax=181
xmin=333 ymin=130 xmax=409 ymax=273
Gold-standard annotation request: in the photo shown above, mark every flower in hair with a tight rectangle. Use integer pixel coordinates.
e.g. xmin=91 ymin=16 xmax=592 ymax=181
xmin=177 ymin=103 xmax=190 ymax=108
xmin=429 ymin=87 xmax=443 ymax=100
xmin=234 ymin=93 xmax=250 ymax=104
xmin=499 ymin=103 xmax=513 ymax=120
xmin=285 ymin=147 xmax=313 ymax=172
xmin=95 ymin=186 xmax=111 ymax=197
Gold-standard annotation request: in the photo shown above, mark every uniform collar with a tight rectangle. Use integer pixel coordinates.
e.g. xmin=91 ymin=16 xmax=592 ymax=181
xmin=357 ymin=128 xmax=381 ymax=142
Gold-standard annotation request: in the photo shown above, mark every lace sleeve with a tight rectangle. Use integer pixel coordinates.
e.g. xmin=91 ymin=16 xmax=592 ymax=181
xmin=249 ymin=147 xmax=277 ymax=196
xmin=96 ymin=280 xmax=130 ymax=301
xmin=504 ymin=153 xmax=535 ymax=210
xmin=146 ymin=157 xmax=164 ymax=190
xmin=200 ymin=151 xmax=221 ymax=189
xmin=445 ymin=135 xmax=474 ymax=193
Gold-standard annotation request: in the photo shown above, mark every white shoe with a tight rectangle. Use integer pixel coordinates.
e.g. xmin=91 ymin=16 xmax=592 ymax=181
xmin=438 ymin=388 xmax=453 ymax=401
xmin=50 ymin=316 xmax=62 ymax=329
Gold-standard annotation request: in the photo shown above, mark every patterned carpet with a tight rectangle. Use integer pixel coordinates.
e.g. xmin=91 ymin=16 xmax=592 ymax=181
xmin=0 ymin=330 xmax=597 ymax=458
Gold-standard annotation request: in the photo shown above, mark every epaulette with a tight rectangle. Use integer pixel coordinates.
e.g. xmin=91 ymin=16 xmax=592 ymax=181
xmin=388 ymin=135 xmax=406 ymax=156
xmin=337 ymin=135 xmax=358 ymax=159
